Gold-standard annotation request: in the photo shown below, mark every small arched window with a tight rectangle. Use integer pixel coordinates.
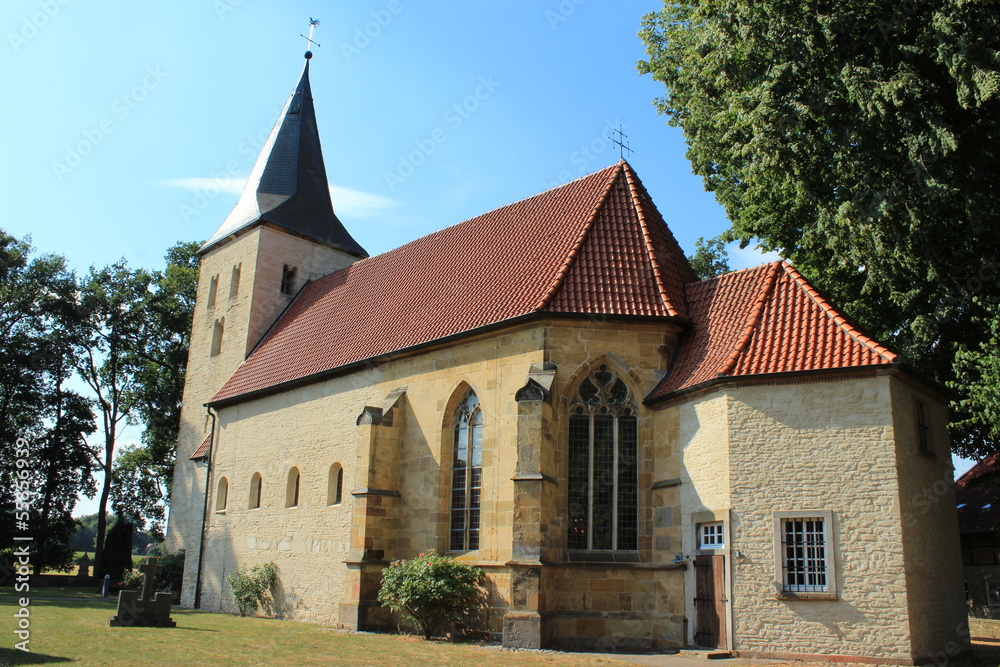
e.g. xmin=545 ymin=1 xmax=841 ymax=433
xmin=249 ymin=472 xmax=262 ymax=509
xmin=328 ymin=464 xmax=344 ymax=506
xmin=280 ymin=265 xmax=298 ymax=295
xmin=207 ymin=274 xmax=219 ymax=308
xmin=568 ymin=365 xmax=638 ymax=552
xmin=229 ymin=263 xmax=242 ymax=298
xmin=210 ymin=318 xmax=224 ymax=357
xmin=286 ymin=467 xmax=300 ymax=508
xmin=216 ymin=477 xmax=229 ymax=512
xmin=450 ymin=391 xmax=483 ymax=552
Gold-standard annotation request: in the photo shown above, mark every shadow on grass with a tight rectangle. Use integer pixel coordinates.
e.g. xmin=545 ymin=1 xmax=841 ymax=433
xmin=0 ymin=648 xmax=72 ymax=666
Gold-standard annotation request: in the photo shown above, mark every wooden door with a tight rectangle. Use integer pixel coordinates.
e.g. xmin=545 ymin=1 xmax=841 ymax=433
xmin=693 ymin=555 xmax=727 ymax=648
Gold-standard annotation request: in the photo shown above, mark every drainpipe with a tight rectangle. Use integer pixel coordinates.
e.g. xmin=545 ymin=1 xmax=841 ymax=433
xmin=194 ymin=405 xmax=217 ymax=610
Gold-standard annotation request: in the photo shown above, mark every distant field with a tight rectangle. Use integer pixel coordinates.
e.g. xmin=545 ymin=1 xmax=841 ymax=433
xmin=46 ymin=552 xmax=144 ymax=576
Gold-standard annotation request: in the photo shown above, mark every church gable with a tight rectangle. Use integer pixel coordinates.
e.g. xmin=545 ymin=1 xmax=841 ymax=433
xmin=544 ymin=164 xmax=695 ymax=318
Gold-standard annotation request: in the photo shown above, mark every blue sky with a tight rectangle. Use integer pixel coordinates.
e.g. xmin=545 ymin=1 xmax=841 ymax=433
xmin=2 ymin=1 xmax=973 ymax=516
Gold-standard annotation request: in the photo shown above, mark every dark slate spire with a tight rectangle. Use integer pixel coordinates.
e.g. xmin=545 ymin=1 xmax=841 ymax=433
xmin=202 ymin=58 xmax=368 ymax=257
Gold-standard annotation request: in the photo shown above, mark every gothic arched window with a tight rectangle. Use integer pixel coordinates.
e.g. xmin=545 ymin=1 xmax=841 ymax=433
xmin=450 ymin=391 xmax=483 ymax=552
xmin=568 ymin=365 xmax=638 ymax=551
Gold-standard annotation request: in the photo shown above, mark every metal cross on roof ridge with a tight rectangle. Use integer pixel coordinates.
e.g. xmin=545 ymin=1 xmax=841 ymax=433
xmin=301 ymin=17 xmax=321 ymax=51
xmin=609 ymin=123 xmax=634 ymax=160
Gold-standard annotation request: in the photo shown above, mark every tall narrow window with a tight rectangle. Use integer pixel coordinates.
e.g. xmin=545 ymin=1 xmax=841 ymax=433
xmin=286 ymin=467 xmax=300 ymax=507
xmin=216 ymin=477 xmax=229 ymax=512
xmin=916 ymin=400 xmax=932 ymax=454
xmin=210 ymin=318 xmax=224 ymax=357
xmin=450 ymin=391 xmax=483 ymax=552
xmin=568 ymin=365 xmax=638 ymax=551
xmin=249 ymin=473 xmax=262 ymax=509
xmin=207 ymin=274 xmax=219 ymax=308
xmin=328 ymin=464 xmax=344 ymax=506
xmin=280 ymin=265 xmax=298 ymax=295
xmin=229 ymin=264 xmax=241 ymax=298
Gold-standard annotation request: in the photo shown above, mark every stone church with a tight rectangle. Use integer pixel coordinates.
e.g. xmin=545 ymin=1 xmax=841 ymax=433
xmin=167 ymin=53 xmax=969 ymax=662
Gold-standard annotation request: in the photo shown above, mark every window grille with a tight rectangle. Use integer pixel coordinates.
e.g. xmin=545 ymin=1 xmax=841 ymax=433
xmin=781 ymin=517 xmax=828 ymax=592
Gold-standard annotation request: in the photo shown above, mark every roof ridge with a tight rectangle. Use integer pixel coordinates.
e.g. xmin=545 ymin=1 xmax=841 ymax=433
xmin=717 ymin=261 xmax=782 ymax=377
xmin=688 ymin=260 xmax=781 ymax=287
xmin=780 ymin=261 xmax=899 ymax=363
xmin=534 ymin=163 xmax=623 ymax=311
xmin=621 ymin=163 xmax=678 ymax=317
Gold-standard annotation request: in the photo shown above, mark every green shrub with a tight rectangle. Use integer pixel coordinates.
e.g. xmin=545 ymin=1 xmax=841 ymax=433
xmin=121 ymin=569 xmax=144 ymax=590
xmin=156 ymin=550 xmax=184 ymax=593
xmin=377 ymin=551 xmax=483 ymax=640
xmin=226 ymin=562 xmax=278 ymax=617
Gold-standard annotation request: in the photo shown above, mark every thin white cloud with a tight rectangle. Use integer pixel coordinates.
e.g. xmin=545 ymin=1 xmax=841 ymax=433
xmin=328 ymin=185 xmax=398 ymax=219
xmin=153 ymin=178 xmax=399 ymax=219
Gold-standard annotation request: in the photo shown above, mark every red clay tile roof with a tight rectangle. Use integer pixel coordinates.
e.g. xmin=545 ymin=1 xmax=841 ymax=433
xmin=649 ymin=261 xmax=900 ymax=401
xmin=956 ymin=454 xmax=1000 ymax=534
xmin=211 ymin=162 xmax=694 ymax=404
xmin=190 ymin=434 xmax=212 ymax=460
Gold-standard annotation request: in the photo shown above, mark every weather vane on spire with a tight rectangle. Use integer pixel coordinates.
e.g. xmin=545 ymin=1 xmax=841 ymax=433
xmin=609 ymin=123 xmax=634 ymax=160
xmin=301 ymin=18 xmax=321 ymax=59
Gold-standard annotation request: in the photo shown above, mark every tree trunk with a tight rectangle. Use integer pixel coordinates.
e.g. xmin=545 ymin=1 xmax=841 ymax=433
xmin=92 ymin=435 xmax=113 ymax=579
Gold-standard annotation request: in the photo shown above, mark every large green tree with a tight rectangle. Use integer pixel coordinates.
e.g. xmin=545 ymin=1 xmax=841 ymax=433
xmin=639 ymin=0 xmax=1000 ymax=456
xmin=74 ymin=260 xmax=152 ymax=576
xmin=112 ymin=241 xmax=200 ymax=539
xmin=0 ymin=231 xmax=96 ymax=571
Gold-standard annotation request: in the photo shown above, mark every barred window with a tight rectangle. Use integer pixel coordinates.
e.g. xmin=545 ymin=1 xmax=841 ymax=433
xmin=781 ymin=517 xmax=829 ymax=592
xmin=568 ymin=365 xmax=638 ymax=551
xmin=450 ymin=392 xmax=483 ymax=552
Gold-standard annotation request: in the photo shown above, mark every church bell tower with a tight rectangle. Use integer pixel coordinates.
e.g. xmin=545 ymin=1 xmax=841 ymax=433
xmin=167 ymin=42 xmax=367 ymax=606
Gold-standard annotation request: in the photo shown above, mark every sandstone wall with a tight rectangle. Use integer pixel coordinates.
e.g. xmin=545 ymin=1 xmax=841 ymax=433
xmin=725 ymin=377 xmax=912 ymax=659
xmin=890 ymin=377 xmax=970 ymax=660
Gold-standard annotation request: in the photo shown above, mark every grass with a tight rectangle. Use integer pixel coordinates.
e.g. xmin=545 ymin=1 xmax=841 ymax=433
xmin=0 ymin=588 xmax=627 ymax=667
xmin=3 ymin=588 xmax=998 ymax=666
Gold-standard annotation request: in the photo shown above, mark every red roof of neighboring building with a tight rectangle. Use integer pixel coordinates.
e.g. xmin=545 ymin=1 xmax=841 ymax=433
xmin=648 ymin=261 xmax=900 ymax=401
xmin=211 ymin=162 xmax=696 ymax=404
xmin=956 ymin=454 xmax=1000 ymax=534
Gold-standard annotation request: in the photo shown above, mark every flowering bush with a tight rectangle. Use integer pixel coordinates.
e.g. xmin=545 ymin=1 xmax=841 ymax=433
xmin=377 ymin=551 xmax=483 ymax=640
xmin=226 ymin=562 xmax=278 ymax=617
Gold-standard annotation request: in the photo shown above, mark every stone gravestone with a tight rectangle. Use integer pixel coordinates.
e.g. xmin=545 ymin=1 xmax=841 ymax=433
xmin=109 ymin=557 xmax=176 ymax=628
xmin=76 ymin=554 xmax=90 ymax=578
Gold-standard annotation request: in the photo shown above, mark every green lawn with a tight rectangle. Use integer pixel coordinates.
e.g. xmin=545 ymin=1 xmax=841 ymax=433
xmin=0 ymin=588 xmax=626 ymax=667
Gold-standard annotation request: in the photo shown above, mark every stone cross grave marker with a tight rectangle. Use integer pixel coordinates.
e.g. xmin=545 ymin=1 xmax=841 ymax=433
xmin=108 ymin=556 xmax=176 ymax=628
